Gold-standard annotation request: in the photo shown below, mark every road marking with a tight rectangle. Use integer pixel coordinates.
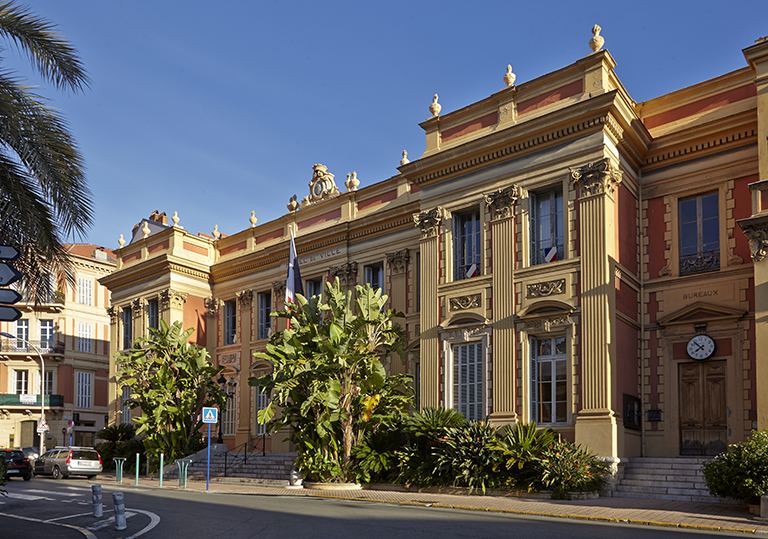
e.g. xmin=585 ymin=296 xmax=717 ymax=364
xmin=125 ymin=509 xmax=161 ymax=539
xmin=25 ymin=489 xmax=82 ymax=497
xmin=46 ymin=511 xmax=98 ymax=522
xmin=3 ymin=493 xmax=52 ymax=501
xmin=0 ymin=512 xmax=97 ymax=538
xmin=87 ymin=512 xmax=137 ymax=531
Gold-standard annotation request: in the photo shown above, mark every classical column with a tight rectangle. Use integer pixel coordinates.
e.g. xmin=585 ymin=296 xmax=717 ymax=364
xmin=485 ymin=185 xmax=519 ymax=425
xmin=204 ymin=298 xmax=219 ymax=359
xmin=571 ymin=158 xmax=622 ymax=457
xmin=106 ymin=307 xmax=119 ymax=425
xmin=235 ymin=289 xmax=253 ymax=447
xmin=386 ymin=249 xmax=410 ymax=376
xmin=329 ymin=262 xmax=358 ymax=291
xmin=414 ymin=208 xmax=444 ymax=409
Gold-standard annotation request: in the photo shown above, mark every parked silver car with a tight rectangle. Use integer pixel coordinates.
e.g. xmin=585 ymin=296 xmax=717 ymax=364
xmin=34 ymin=446 xmax=102 ymax=479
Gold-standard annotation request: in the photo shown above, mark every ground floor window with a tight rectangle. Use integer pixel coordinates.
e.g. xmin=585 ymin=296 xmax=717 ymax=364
xmin=451 ymin=342 xmax=484 ymax=421
xmin=531 ymin=335 xmax=567 ymax=424
xmin=252 ymin=383 xmax=270 ymax=436
xmin=222 ymin=390 xmax=237 ymax=437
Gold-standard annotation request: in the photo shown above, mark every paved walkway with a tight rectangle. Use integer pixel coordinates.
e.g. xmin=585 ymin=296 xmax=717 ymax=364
xmin=95 ymin=473 xmax=768 ymax=535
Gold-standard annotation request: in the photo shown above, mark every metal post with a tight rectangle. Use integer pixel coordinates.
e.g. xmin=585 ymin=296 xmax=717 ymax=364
xmin=159 ymin=453 xmax=164 ymax=487
xmin=206 ymin=422 xmax=210 ymax=491
xmin=112 ymin=492 xmax=127 ymax=531
xmin=135 ymin=453 xmax=139 ymax=486
xmin=113 ymin=457 xmax=126 ymax=484
xmin=175 ymin=459 xmax=191 ymax=489
xmin=91 ymin=484 xmax=102 ymax=518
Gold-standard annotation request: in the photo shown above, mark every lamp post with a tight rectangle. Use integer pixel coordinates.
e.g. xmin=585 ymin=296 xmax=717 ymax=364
xmin=0 ymin=332 xmax=45 ymax=457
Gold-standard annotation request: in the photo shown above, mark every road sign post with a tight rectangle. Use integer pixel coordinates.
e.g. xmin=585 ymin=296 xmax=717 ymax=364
xmin=0 ymin=245 xmax=22 ymax=322
xmin=202 ymin=407 xmax=218 ymax=491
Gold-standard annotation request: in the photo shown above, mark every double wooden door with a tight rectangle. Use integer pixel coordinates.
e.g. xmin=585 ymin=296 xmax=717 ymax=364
xmin=679 ymin=361 xmax=727 ymax=456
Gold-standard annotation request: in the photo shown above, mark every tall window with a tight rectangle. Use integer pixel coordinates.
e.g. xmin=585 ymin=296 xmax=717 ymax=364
xmin=305 ymin=278 xmax=323 ymax=299
xmin=44 ymin=370 xmax=54 ymax=395
xmin=451 ymin=342 xmax=484 ymax=421
xmin=122 ymin=307 xmax=132 ymax=349
xmin=530 ymin=188 xmax=564 ymax=265
xmin=224 ymin=300 xmax=237 ymax=345
xmin=13 ymin=369 xmax=28 ymax=395
xmin=77 ymin=277 xmax=93 ymax=305
xmin=257 ymin=292 xmax=271 ymax=340
xmin=76 ymin=371 xmax=92 ymax=408
xmin=77 ymin=322 xmax=93 ymax=353
xmin=40 ymin=320 xmax=54 ymax=350
xmin=222 ymin=390 xmax=237 ymax=437
xmin=121 ymin=386 xmax=132 ymax=425
xmin=453 ymin=209 xmax=481 ymax=280
xmin=253 ymin=383 xmax=270 ymax=436
xmin=679 ymin=192 xmax=719 ymax=276
xmin=364 ymin=263 xmax=384 ymax=290
xmin=531 ymin=336 xmax=567 ymax=425
xmin=147 ymin=298 xmax=159 ymax=333
xmin=15 ymin=319 xmax=29 ymax=350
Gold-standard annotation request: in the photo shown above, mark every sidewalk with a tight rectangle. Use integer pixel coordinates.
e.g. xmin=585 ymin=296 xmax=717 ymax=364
xmin=96 ymin=473 xmax=768 ymax=535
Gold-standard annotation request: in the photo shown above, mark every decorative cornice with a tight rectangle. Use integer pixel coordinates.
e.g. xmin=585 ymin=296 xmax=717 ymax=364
xmin=570 ymin=158 xmax=623 ymax=198
xmin=272 ymin=280 xmax=286 ymax=296
xmin=204 ymin=297 xmax=220 ymax=318
xmin=236 ymin=289 xmax=253 ymax=308
xmin=329 ymin=262 xmax=358 ymax=285
xmin=738 ymin=217 xmax=768 ymax=262
xmin=386 ymin=249 xmax=410 ymax=275
xmin=484 ymin=185 xmax=520 ymax=220
xmin=526 ymin=279 xmax=566 ymax=298
xmin=449 ymin=294 xmax=481 ymax=311
xmin=523 ymin=315 xmax=573 ymax=332
xmin=645 ymin=128 xmax=756 ymax=167
xmin=160 ymin=288 xmax=188 ymax=310
xmin=413 ymin=207 xmax=444 ymax=239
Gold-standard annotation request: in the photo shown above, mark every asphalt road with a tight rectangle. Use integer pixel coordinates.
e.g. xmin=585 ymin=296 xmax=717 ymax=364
xmin=0 ymin=476 xmax=749 ymax=538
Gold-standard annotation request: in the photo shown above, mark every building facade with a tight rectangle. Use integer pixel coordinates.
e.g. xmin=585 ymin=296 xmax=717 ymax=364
xmin=102 ymin=34 xmax=768 ymax=461
xmin=0 ymin=244 xmax=115 ymax=449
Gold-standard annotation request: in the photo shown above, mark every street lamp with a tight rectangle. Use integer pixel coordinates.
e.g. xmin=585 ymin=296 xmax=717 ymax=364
xmin=0 ymin=332 xmax=45 ymax=458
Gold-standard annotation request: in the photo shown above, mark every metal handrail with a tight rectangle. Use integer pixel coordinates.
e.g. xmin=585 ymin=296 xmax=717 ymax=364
xmin=0 ymin=340 xmax=65 ymax=354
xmin=221 ymin=435 xmax=267 ymax=478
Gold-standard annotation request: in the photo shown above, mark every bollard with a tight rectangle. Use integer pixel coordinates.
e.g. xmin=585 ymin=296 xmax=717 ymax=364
xmin=91 ymin=484 xmax=103 ymax=518
xmin=135 ymin=453 xmax=140 ymax=486
xmin=113 ymin=457 xmax=126 ymax=484
xmin=112 ymin=492 xmax=127 ymax=531
xmin=159 ymin=453 xmax=164 ymax=488
xmin=175 ymin=459 xmax=192 ymax=489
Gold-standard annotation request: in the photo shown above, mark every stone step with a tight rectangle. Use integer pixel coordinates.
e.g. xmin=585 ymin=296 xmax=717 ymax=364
xmin=610 ymin=491 xmax=739 ymax=504
xmin=621 ymin=479 xmax=707 ymax=489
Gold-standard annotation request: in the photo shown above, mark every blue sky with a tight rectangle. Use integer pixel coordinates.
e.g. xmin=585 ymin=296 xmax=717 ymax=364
xmin=7 ymin=1 xmax=767 ymax=249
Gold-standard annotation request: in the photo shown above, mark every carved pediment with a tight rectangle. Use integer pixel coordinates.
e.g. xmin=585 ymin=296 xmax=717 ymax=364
xmin=656 ymin=301 xmax=746 ymax=327
xmin=516 ymin=299 xmax=576 ymax=320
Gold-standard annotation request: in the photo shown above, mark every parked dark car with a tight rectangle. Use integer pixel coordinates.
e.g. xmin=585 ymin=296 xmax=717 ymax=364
xmin=2 ymin=449 xmax=33 ymax=481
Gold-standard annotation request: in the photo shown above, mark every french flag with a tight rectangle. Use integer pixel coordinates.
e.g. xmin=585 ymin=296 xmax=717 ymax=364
xmin=285 ymin=228 xmax=303 ymax=304
xmin=465 ymin=263 xmax=478 ymax=279
xmin=544 ymin=246 xmax=558 ymax=263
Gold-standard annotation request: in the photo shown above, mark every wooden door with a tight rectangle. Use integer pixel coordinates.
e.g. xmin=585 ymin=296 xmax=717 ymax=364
xmin=679 ymin=361 xmax=727 ymax=455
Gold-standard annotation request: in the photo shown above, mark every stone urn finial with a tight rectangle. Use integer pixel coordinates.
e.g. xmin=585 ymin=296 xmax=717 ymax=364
xmin=118 ymin=234 xmax=125 ymax=248
xmin=429 ymin=94 xmax=441 ymax=117
xmin=589 ymin=24 xmax=604 ymax=53
xmin=287 ymin=194 xmax=298 ymax=212
xmin=172 ymin=211 xmax=180 ymax=226
xmin=212 ymin=224 xmax=220 ymax=240
xmin=141 ymin=221 xmax=150 ymax=238
xmin=249 ymin=211 xmax=257 ymax=227
xmin=400 ymin=150 xmax=410 ymax=166
xmin=503 ymin=64 xmax=516 ymax=87
xmin=345 ymin=171 xmax=360 ymax=191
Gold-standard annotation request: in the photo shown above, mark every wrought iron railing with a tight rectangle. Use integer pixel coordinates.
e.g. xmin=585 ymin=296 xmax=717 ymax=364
xmin=0 ymin=340 xmax=65 ymax=354
xmin=680 ymin=249 xmax=720 ymax=276
xmin=0 ymin=393 xmax=64 ymax=406
xmin=219 ymin=435 xmax=267 ymax=477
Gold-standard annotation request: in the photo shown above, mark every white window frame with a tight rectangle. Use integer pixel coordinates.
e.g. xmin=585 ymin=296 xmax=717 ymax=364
xmin=530 ymin=335 xmax=568 ymax=425
xmin=76 ymin=371 xmax=92 ymax=409
xmin=222 ymin=388 xmax=237 ymax=437
xmin=530 ymin=187 xmax=564 ymax=266
xmin=257 ymin=291 xmax=271 ymax=340
xmin=364 ymin=263 xmax=384 ymax=291
xmin=15 ymin=319 xmax=29 ymax=350
xmin=40 ymin=319 xmax=54 ymax=350
xmin=77 ymin=322 xmax=93 ymax=353
xmin=224 ymin=300 xmax=237 ymax=345
xmin=13 ymin=369 xmax=29 ymax=395
xmin=77 ymin=276 xmax=93 ymax=305
xmin=44 ymin=370 xmax=54 ymax=396
xmin=453 ymin=208 xmax=482 ymax=281
xmin=305 ymin=278 xmax=323 ymax=299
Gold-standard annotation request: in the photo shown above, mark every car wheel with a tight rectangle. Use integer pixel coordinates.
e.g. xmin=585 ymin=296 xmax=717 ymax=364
xmin=52 ymin=466 xmax=62 ymax=480
xmin=23 ymin=473 xmax=31 ymax=481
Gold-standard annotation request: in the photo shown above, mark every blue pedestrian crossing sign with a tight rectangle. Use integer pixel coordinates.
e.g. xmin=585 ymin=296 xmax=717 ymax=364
xmin=202 ymin=407 xmax=218 ymax=423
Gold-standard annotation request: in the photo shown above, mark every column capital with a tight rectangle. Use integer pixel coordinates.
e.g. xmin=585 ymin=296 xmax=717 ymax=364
xmin=413 ymin=207 xmax=444 ymax=239
xmin=484 ymin=185 xmax=520 ymax=220
xmin=386 ymin=249 xmax=410 ymax=275
xmin=570 ymin=158 xmax=622 ymax=198
xmin=204 ymin=297 xmax=220 ymax=318
xmin=329 ymin=262 xmax=358 ymax=285
xmin=160 ymin=288 xmax=188 ymax=310
xmin=738 ymin=215 xmax=768 ymax=262
xmin=236 ymin=289 xmax=253 ymax=308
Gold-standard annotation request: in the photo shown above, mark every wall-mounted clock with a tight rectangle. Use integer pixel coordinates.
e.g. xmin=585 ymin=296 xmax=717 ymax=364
xmin=686 ymin=334 xmax=715 ymax=360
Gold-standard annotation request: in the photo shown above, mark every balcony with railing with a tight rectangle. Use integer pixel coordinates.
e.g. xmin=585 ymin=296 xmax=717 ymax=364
xmin=0 ymin=340 xmax=65 ymax=354
xmin=0 ymin=393 xmax=64 ymax=407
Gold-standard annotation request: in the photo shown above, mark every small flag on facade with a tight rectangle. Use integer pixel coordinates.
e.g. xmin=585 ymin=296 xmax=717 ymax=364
xmin=285 ymin=227 xmax=303 ymax=304
xmin=544 ymin=246 xmax=558 ymax=263
xmin=465 ymin=263 xmax=478 ymax=278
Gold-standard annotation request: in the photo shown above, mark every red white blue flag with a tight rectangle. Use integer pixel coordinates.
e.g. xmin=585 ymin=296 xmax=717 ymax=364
xmin=465 ymin=263 xmax=478 ymax=279
xmin=285 ymin=228 xmax=303 ymax=304
xmin=544 ymin=246 xmax=558 ymax=263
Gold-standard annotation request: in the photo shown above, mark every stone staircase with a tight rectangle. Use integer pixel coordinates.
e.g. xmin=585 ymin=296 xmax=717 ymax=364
xmin=613 ymin=457 xmax=737 ymax=504
xmin=163 ymin=448 xmax=296 ymax=486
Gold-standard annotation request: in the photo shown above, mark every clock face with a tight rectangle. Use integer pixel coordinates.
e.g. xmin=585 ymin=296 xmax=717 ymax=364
xmin=686 ymin=335 xmax=715 ymax=360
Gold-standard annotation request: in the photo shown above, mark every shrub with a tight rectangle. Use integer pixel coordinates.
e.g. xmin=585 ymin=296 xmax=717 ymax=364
xmin=493 ymin=422 xmax=556 ymax=492
xmin=703 ymin=430 xmax=768 ymax=504
xmin=539 ymin=439 xmax=608 ymax=499
xmin=434 ymin=420 xmax=504 ymax=494
xmin=95 ymin=423 xmax=146 ymax=473
xmin=352 ymin=424 xmax=406 ymax=483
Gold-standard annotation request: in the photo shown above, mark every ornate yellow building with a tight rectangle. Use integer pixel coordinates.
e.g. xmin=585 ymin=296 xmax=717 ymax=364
xmin=102 ymin=33 xmax=768 ymax=461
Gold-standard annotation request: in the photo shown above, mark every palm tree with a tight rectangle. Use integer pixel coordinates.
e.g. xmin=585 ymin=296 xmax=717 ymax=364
xmin=0 ymin=2 xmax=91 ymax=301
